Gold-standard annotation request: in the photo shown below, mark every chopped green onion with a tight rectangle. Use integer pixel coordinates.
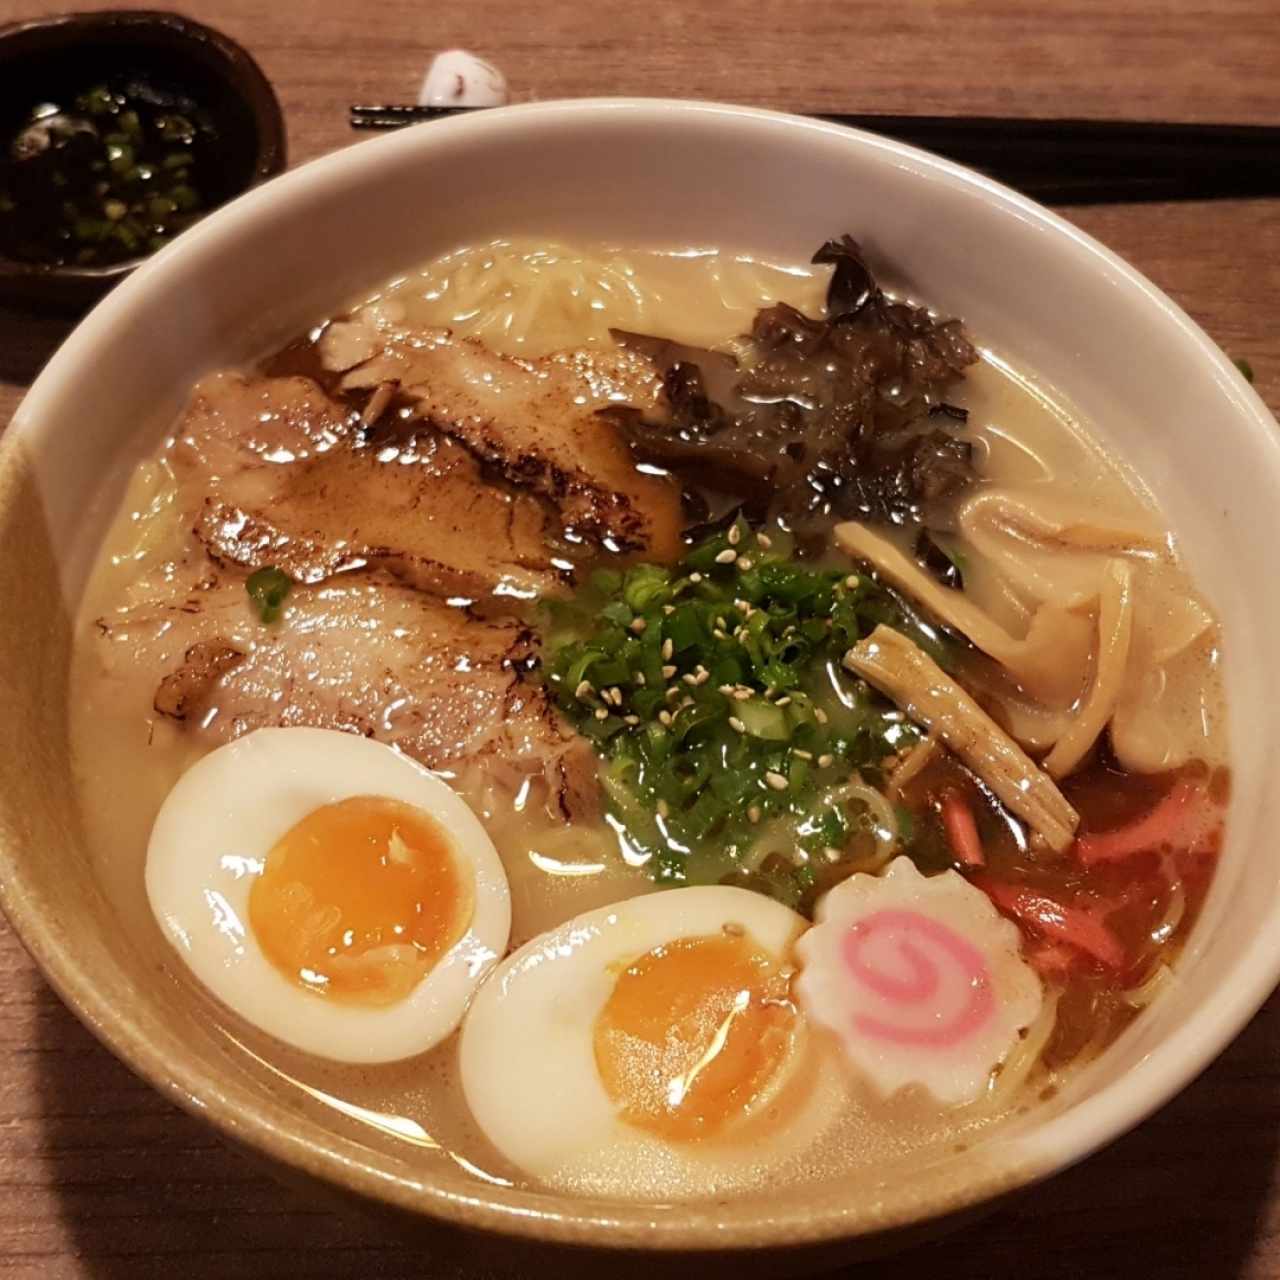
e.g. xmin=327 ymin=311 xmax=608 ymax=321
xmin=543 ymin=523 xmax=929 ymax=908
xmin=72 ymin=217 xmax=107 ymax=243
xmin=735 ymin=698 xmax=790 ymax=740
xmin=155 ymin=114 xmax=196 ymax=145
xmin=78 ymin=85 xmax=115 ymax=116
xmin=622 ymin=564 xmax=670 ymax=612
xmin=246 ymin=566 xmax=292 ymax=623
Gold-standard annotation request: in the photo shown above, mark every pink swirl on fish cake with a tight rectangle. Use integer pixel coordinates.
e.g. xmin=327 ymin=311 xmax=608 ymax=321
xmin=841 ymin=909 xmax=994 ymax=1048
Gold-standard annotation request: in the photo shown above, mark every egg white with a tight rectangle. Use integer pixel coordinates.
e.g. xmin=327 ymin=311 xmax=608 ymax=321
xmin=458 ymin=885 xmax=848 ymax=1200
xmin=146 ymin=727 xmax=510 ymax=1064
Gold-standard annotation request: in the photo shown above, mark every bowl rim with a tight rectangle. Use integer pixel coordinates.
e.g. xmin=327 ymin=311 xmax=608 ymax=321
xmin=0 ymin=7 xmax=287 ymax=298
xmin=4 ymin=95 xmax=1280 ymax=1251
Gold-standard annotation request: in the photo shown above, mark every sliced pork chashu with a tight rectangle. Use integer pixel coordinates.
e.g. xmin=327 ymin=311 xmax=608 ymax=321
xmin=173 ymin=372 xmax=562 ymax=602
xmin=96 ymin=560 xmax=588 ymax=788
xmin=338 ymin=331 xmax=682 ymax=560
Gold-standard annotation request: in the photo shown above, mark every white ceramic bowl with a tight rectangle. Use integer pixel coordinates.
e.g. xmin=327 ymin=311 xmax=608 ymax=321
xmin=2 ymin=100 xmax=1278 ymax=1261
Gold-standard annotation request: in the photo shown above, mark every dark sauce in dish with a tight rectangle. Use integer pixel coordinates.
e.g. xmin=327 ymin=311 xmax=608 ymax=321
xmin=1 ymin=76 xmax=216 ymax=266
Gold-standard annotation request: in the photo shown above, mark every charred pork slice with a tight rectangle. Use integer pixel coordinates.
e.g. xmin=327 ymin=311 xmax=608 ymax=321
xmin=173 ymin=372 xmax=562 ymax=603
xmin=97 ymin=566 xmax=583 ymax=778
xmin=339 ymin=333 xmax=682 ymax=560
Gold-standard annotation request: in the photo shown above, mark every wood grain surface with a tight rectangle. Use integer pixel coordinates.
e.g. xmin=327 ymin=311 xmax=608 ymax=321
xmin=1 ymin=1 xmax=1278 ymax=1275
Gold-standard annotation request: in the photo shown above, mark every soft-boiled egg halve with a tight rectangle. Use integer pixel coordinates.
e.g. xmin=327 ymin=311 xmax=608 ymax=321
xmin=459 ymin=885 xmax=849 ymax=1199
xmin=146 ymin=727 xmax=510 ymax=1064
xmin=147 ymin=725 xmax=1048 ymax=1192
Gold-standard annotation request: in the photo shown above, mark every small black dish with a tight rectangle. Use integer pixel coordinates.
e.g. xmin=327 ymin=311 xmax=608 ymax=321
xmin=0 ymin=9 xmax=285 ymax=312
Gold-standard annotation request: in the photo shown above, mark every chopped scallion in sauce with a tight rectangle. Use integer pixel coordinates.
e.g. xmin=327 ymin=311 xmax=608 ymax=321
xmin=0 ymin=78 xmax=215 ymax=266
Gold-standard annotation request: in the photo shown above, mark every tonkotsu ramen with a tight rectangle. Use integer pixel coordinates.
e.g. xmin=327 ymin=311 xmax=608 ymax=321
xmin=70 ymin=235 xmax=1226 ymax=1201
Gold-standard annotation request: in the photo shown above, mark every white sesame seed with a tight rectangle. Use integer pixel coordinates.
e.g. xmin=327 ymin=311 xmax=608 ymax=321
xmin=689 ymin=572 xmax=703 ymax=584
xmin=737 ymin=556 xmax=754 ymax=571
xmin=718 ymin=684 xmax=736 ymax=695
xmin=793 ymin=848 xmax=810 ymax=866
xmin=659 ymin=710 xmax=673 ymax=726
xmin=793 ymin=749 xmax=813 ymax=760
xmin=764 ymin=686 xmax=776 ymax=701
xmin=729 ymin=717 xmax=746 ymax=733
xmin=765 ymin=771 xmax=789 ymax=791
xmin=594 ymin=707 xmax=608 ymax=721
xmin=715 ymin=549 xmax=738 ymax=565
xmin=624 ymin=714 xmax=640 ymax=725
xmin=758 ymin=532 xmax=773 ymax=549
xmin=629 ymin=616 xmax=647 ymax=633
xmin=661 ymin=638 xmax=673 ymax=660
xmin=657 ymin=799 xmax=670 ymax=819
xmin=713 ymin=629 xmax=728 ymax=640
xmin=814 ymin=707 xmax=829 ymax=725
xmin=748 ymin=804 xmax=761 ymax=824
xmin=735 ymin=599 xmax=750 ymax=613
xmin=609 ymin=687 xmax=624 ymax=705
xmin=818 ymin=753 xmax=834 ymax=767
xmin=733 ymin=689 xmax=753 ymax=701
xmin=775 ymin=695 xmax=792 ymax=707
xmin=681 ymin=696 xmax=694 ymax=709
xmin=574 ymin=680 xmax=593 ymax=699
xmin=728 ymin=524 xmax=741 ymax=546
xmin=634 ymin=672 xmax=646 ymax=686
xmin=663 ymin=604 xmax=675 ymax=615
xmin=683 ymin=673 xmax=699 ymax=686
xmin=666 ymin=686 xmax=681 ymax=702
xmin=662 ymin=664 xmax=677 ymax=679
xmin=823 ymin=846 xmax=842 ymax=862
xmin=845 ymin=574 xmax=860 ymax=589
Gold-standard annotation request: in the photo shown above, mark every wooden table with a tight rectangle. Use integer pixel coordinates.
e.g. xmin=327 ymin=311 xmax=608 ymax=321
xmin=2 ymin=1 xmax=1278 ymax=1275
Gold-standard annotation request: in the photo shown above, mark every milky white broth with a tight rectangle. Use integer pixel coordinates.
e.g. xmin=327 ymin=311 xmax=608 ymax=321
xmin=67 ymin=240 xmax=1224 ymax=1201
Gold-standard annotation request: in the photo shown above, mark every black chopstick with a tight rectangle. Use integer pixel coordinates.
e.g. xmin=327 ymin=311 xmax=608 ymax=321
xmin=350 ymin=104 xmax=1280 ymax=205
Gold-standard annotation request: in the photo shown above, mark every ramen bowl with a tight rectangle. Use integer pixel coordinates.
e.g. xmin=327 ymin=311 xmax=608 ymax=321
xmin=0 ymin=100 xmax=1277 ymax=1271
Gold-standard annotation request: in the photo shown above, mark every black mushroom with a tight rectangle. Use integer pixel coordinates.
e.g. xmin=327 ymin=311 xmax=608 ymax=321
xmin=601 ymin=235 xmax=980 ymax=553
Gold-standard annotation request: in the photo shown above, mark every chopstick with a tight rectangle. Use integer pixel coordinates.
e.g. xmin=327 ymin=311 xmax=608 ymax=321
xmin=349 ymin=104 xmax=1280 ymax=204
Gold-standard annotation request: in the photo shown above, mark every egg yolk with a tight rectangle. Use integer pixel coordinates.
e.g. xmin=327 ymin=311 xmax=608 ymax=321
xmin=593 ymin=931 xmax=799 ymax=1142
xmin=248 ymin=796 xmax=472 ymax=1006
